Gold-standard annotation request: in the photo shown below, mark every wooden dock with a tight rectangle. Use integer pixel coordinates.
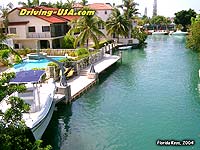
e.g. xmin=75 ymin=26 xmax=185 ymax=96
xmin=54 ymin=54 xmax=120 ymax=103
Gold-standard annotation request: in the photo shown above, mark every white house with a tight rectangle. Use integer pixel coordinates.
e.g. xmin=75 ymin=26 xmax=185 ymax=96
xmin=88 ymin=3 xmax=113 ymax=38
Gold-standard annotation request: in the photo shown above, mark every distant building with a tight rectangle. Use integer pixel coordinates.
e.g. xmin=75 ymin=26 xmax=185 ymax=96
xmin=153 ymin=0 xmax=157 ymax=17
xmin=144 ymin=7 xmax=147 ymax=17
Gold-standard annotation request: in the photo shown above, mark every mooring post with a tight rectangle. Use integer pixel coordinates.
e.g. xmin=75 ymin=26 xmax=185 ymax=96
xmin=66 ymin=85 xmax=71 ymax=103
xmin=119 ymin=51 xmax=122 ymax=63
xmin=109 ymin=44 xmax=113 ymax=55
xmin=104 ymin=44 xmax=107 ymax=53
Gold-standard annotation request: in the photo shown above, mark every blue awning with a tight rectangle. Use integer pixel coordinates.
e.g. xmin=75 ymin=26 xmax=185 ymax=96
xmin=9 ymin=70 xmax=45 ymax=84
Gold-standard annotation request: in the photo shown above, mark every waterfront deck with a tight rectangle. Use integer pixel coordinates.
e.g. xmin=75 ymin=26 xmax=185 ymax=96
xmin=54 ymin=54 xmax=120 ymax=103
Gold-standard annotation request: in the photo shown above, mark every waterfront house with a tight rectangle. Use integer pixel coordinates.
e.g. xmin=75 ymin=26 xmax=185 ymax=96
xmin=7 ymin=6 xmax=78 ymax=49
xmin=88 ymin=3 xmax=113 ymax=38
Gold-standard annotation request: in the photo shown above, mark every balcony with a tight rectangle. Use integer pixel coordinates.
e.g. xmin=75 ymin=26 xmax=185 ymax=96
xmin=27 ymin=32 xmax=51 ymax=38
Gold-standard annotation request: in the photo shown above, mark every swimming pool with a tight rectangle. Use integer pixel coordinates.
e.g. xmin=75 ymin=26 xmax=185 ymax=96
xmin=13 ymin=57 xmax=64 ymax=72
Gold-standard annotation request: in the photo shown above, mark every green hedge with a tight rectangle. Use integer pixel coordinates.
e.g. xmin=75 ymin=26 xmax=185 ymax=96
xmin=75 ymin=48 xmax=89 ymax=56
xmin=47 ymin=62 xmax=59 ymax=68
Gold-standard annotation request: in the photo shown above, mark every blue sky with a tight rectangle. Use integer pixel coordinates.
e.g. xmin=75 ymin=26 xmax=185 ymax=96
xmin=0 ymin=0 xmax=199 ymax=17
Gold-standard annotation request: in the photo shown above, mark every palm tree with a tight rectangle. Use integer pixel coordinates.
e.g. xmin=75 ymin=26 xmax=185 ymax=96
xmin=118 ymin=0 xmax=139 ymax=38
xmin=68 ymin=11 xmax=105 ymax=48
xmin=119 ymin=0 xmax=139 ymax=20
xmin=106 ymin=8 xmax=130 ymax=43
xmin=18 ymin=0 xmax=40 ymax=7
xmin=0 ymin=3 xmax=14 ymax=34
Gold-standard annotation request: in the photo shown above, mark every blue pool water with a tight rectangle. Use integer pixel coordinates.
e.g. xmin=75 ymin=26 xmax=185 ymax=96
xmin=13 ymin=57 xmax=64 ymax=72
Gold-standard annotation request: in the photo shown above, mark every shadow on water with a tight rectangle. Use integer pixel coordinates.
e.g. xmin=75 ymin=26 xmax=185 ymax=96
xmin=42 ymin=103 xmax=72 ymax=150
xmin=98 ymin=62 xmax=121 ymax=84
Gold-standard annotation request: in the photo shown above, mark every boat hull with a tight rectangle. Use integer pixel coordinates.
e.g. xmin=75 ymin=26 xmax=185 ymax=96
xmin=118 ymin=46 xmax=132 ymax=50
xmin=152 ymin=32 xmax=168 ymax=35
xmin=172 ymin=31 xmax=188 ymax=36
xmin=31 ymin=101 xmax=55 ymax=140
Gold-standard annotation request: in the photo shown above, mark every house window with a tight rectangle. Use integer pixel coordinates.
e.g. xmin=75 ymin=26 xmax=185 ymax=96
xmin=42 ymin=26 xmax=50 ymax=32
xmin=28 ymin=26 xmax=35 ymax=32
xmin=10 ymin=28 xmax=16 ymax=34
xmin=105 ymin=10 xmax=107 ymax=14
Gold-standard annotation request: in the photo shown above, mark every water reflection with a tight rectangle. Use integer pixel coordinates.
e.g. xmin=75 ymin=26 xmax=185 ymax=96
xmin=42 ymin=103 xmax=72 ymax=149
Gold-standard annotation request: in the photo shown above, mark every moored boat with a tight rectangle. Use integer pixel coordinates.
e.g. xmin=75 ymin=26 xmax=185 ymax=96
xmin=172 ymin=30 xmax=188 ymax=36
xmin=152 ymin=31 xmax=168 ymax=35
xmin=118 ymin=46 xmax=132 ymax=50
xmin=0 ymin=70 xmax=56 ymax=140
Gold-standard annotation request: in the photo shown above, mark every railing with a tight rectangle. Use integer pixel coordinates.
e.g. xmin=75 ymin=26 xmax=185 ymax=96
xmin=27 ymin=32 xmax=51 ymax=38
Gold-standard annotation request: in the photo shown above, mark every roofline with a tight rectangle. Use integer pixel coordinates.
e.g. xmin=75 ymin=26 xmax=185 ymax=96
xmin=8 ymin=7 xmax=69 ymax=24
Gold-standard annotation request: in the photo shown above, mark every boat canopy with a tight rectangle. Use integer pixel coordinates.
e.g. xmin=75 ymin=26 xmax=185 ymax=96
xmin=9 ymin=70 xmax=45 ymax=84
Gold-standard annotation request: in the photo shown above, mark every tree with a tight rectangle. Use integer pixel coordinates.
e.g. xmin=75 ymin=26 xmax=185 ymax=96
xmin=106 ymin=8 xmax=130 ymax=43
xmin=0 ymin=28 xmax=6 ymax=43
xmin=174 ymin=9 xmax=197 ymax=31
xmin=119 ymin=0 xmax=139 ymax=20
xmin=69 ymin=9 xmax=105 ymax=48
xmin=48 ymin=0 xmax=75 ymax=9
xmin=0 ymin=72 xmax=52 ymax=150
xmin=18 ymin=0 xmax=40 ymax=7
xmin=81 ymin=0 xmax=88 ymax=6
xmin=118 ymin=0 xmax=139 ymax=38
xmin=150 ymin=15 xmax=171 ymax=30
xmin=0 ymin=3 xmax=14 ymax=34
xmin=186 ymin=15 xmax=200 ymax=51
xmin=131 ymin=27 xmax=147 ymax=46
xmin=61 ymin=34 xmax=75 ymax=49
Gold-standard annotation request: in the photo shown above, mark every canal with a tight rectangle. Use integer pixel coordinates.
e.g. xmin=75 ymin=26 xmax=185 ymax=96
xmin=42 ymin=35 xmax=200 ymax=150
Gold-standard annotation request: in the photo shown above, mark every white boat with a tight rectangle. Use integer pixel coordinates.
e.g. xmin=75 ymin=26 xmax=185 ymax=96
xmin=118 ymin=46 xmax=132 ymax=50
xmin=152 ymin=31 xmax=168 ymax=35
xmin=0 ymin=70 xmax=56 ymax=140
xmin=172 ymin=30 xmax=188 ymax=36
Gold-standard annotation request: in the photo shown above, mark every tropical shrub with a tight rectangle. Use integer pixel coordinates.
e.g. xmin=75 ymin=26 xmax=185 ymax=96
xmin=14 ymin=55 xmax=22 ymax=64
xmin=59 ymin=58 xmax=69 ymax=63
xmin=61 ymin=34 xmax=75 ymax=49
xmin=91 ymin=39 xmax=114 ymax=49
xmin=47 ymin=62 xmax=59 ymax=68
xmin=0 ymin=49 xmax=10 ymax=65
xmin=131 ymin=27 xmax=148 ymax=47
xmin=31 ymin=67 xmax=45 ymax=70
xmin=186 ymin=15 xmax=200 ymax=51
xmin=75 ymin=48 xmax=89 ymax=56
xmin=67 ymin=51 xmax=77 ymax=57
xmin=16 ymin=49 xmax=37 ymax=56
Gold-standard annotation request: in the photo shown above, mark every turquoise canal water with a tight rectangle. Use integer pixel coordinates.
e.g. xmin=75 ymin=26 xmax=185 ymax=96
xmin=42 ymin=35 xmax=200 ymax=150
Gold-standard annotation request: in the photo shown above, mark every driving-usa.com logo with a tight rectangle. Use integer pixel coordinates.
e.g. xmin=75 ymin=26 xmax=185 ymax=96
xmin=19 ymin=8 xmax=95 ymax=17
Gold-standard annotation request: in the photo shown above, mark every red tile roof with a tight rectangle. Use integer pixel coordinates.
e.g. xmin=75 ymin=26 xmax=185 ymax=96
xmin=9 ymin=21 xmax=29 ymax=26
xmin=36 ymin=15 xmax=66 ymax=23
xmin=61 ymin=15 xmax=80 ymax=21
xmin=88 ymin=3 xmax=113 ymax=10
